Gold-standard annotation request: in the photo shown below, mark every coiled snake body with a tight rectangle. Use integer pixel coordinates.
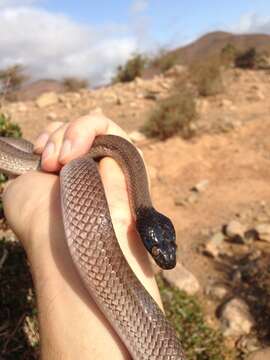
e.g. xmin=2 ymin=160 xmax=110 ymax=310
xmin=0 ymin=135 xmax=185 ymax=359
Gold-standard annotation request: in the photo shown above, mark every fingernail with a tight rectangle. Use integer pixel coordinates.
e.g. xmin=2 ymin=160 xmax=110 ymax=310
xmin=42 ymin=142 xmax=55 ymax=160
xmin=59 ymin=139 xmax=72 ymax=161
xmin=34 ymin=133 xmax=49 ymax=150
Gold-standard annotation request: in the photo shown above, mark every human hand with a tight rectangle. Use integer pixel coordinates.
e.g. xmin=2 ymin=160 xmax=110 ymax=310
xmin=3 ymin=109 xmax=162 ymax=360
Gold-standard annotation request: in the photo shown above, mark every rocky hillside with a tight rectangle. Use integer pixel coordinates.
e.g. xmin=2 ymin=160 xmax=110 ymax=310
xmin=153 ymin=31 xmax=270 ymax=68
xmin=1 ymin=65 xmax=270 ymax=359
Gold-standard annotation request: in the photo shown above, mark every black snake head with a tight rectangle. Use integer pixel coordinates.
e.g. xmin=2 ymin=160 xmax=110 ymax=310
xmin=136 ymin=207 xmax=177 ymax=270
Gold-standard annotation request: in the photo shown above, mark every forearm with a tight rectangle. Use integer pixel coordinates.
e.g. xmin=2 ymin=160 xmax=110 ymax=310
xmin=27 ymin=204 xmax=131 ymax=360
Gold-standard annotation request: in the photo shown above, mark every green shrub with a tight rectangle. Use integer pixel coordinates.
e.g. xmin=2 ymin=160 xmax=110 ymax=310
xmin=157 ymin=276 xmax=231 ymax=359
xmin=62 ymin=77 xmax=89 ymax=92
xmin=142 ymin=87 xmax=197 ymax=140
xmin=234 ymin=47 xmax=257 ymax=69
xmin=191 ymin=59 xmax=224 ymax=96
xmin=0 ymin=113 xmax=22 ymax=138
xmin=112 ymin=54 xmax=147 ymax=83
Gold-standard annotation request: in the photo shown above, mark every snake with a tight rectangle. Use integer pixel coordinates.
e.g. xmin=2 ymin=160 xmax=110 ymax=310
xmin=0 ymin=135 xmax=186 ymax=359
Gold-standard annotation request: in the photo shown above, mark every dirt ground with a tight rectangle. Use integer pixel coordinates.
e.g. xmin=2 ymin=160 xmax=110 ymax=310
xmin=2 ymin=67 xmax=270 ymax=357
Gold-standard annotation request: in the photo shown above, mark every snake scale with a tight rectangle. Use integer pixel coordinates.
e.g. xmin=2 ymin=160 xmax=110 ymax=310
xmin=0 ymin=135 xmax=186 ymax=359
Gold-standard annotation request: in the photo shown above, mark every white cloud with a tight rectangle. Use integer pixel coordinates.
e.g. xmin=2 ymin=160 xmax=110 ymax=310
xmin=130 ymin=0 xmax=149 ymax=14
xmin=231 ymin=13 xmax=270 ymax=34
xmin=0 ymin=0 xmax=40 ymax=7
xmin=0 ymin=6 xmax=137 ymax=86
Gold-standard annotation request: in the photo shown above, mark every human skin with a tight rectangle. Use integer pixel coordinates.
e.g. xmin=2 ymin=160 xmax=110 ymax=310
xmin=3 ymin=109 xmax=163 ymax=360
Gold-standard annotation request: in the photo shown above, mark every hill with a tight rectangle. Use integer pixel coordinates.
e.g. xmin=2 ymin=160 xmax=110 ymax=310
xmin=155 ymin=31 xmax=270 ymax=68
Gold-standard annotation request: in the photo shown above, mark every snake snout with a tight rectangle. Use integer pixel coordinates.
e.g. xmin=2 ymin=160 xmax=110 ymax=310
xmin=154 ymin=240 xmax=177 ymax=270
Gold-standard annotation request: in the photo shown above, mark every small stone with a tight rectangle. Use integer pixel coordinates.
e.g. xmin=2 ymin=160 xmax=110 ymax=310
xmin=254 ymin=223 xmax=270 ymax=242
xmin=244 ymin=229 xmax=259 ymax=242
xmin=162 ymin=263 xmax=200 ymax=295
xmin=186 ymin=192 xmax=199 ymax=204
xmin=36 ymin=92 xmax=59 ymax=108
xmin=143 ymin=92 xmax=157 ymax=100
xmin=148 ymin=166 xmax=158 ymax=181
xmin=165 ymin=64 xmax=186 ymax=77
xmin=65 ymin=101 xmax=72 ymax=110
xmin=225 ymin=220 xmax=246 ymax=242
xmin=221 ymin=298 xmax=254 ymax=337
xmin=206 ymin=284 xmax=229 ymax=301
xmin=192 ymin=179 xmax=209 ymax=193
xmin=237 ymin=335 xmax=261 ymax=354
xmin=174 ymin=197 xmax=187 ymax=207
xmin=220 ymin=99 xmax=233 ymax=108
xmin=204 ymin=232 xmax=225 ymax=258
xmin=46 ymin=112 xmax=57 ymax=120
xmin=247 ymin=348 xmax=270 ymax=360
xmin=17 ymin=103 xmax=27 ymax=112
xmin=128 ymin=131 xmax=146 ymax=143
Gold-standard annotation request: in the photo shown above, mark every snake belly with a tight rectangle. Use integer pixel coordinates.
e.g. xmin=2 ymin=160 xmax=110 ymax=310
xmin=0 ymin=135 xmax=186 ymax=359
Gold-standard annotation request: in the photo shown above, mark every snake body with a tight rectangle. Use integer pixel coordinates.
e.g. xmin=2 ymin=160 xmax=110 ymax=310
xmin=0 ymin=135 xmax=185 ymax=359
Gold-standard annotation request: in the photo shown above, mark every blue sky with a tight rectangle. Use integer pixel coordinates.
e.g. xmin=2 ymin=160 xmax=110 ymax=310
xmin=0 ymin=0 xmax=270 ymax=85
xmin=40 ymin=0 xmax=270 ymax=44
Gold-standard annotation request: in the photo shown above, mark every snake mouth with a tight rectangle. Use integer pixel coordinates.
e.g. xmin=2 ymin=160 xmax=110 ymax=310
xmin=154 ymin=250 xmax=176 ymax=270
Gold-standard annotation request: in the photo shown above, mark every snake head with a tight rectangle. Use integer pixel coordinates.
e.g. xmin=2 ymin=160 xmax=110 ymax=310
xmin=136 ymin=207 xmax=177 ymax=270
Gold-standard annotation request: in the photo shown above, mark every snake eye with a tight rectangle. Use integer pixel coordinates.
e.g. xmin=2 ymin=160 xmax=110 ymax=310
xmin=151 ymin=246 xmax=160 ymax=257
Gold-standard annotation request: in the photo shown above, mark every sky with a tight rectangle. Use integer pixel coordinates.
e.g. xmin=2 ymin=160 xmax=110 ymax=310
xmin=1 ymin=0 xmax=270 ymax=86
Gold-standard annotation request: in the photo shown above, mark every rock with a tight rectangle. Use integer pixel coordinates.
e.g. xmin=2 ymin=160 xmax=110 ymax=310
xmin=104 ymin=93 xmax=118 ymax=103
xmin=255 ymin=90 xmax=265 ymax=101
xmin=221 ymin=298 xmax=254 ymax=337
xmin=36 ymin=92 xmax=59 ymax=108
xmin=46 ymin=112 xmax=57 ymax=120
xmin=206 ymin=284 xmax=229 ymax=301
xmin=192 ymin=179 xmax=209 ymax=193
xmin=220 ymin=99 xmax=233 ymax=108
xmin=237 ymin=335 xmax=261 ymax=355
xmin=65 ymin=101 xmax=72 ymax=110
xmin=225 ymin=220 xmax=246 ymax=242
xmin=186 ymin=192 xmax=199 ymax=204
xmin=165 ymin=65 xmax=186 ymax=77
xmin=196 ymin=99 xmax=209 ymax=114
xmin=204 ymin=232 xmax=225 ymax=258
xmin=247 ymin=348 xmax=270 ymax=360
xmin=148 ymin=165 xmax=158 ymax=181
xmin=128 ymin=131 xmax=146 ymax=143
xmin=174 ymin=196 xmax=187 ymax=207
xmin=134 ymin=77 xmax=144 ymax=86
xmin=16 ymin=102 xmax=27 ymax=112
xmin=162 ymin=263 xmax=200 ymax=295
xmin=143 ymin=91 xmax=158 ymax=100
xmin=129 ymin=102 xmax=138 ymax=108
xmin=254 ymin=223 xmax=270 ymax=242
xmin=244 ymin=229 xmax=259 ymax=242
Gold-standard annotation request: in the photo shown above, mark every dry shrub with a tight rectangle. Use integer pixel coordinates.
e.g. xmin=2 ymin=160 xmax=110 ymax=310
xmin=150 ymin=50 xmax=179 ymax=73
xmin=62 ymin=77 xmax=89 ymax=92
xmin=0 ymin=65 xmax=28 ymax=103
xmin=142 ymin=87 xmax=197 ymax=140
xmin=190 ymin=59 xmax=224 ymax=97
xmin=220 ymin=43 xmax=237 ymax=67
xmin=234 ymin=47 xmax=257 ymax=69
xmin=234 ymin=47 xmax=269 ymax=70
xmin=112 ymin=54 xmax=147 ymax=83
